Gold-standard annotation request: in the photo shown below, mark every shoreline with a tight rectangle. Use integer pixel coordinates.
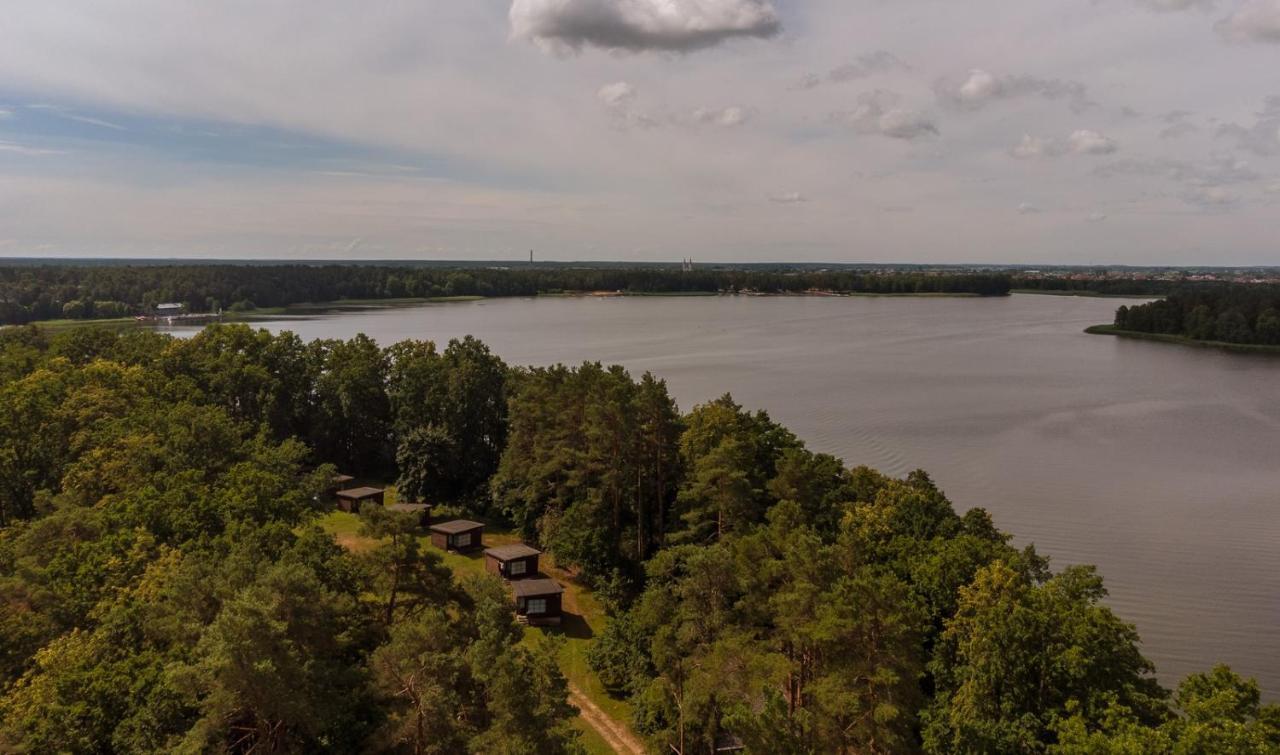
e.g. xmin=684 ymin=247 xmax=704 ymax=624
xmin=15 ymin=290 xmax=1002 ymax=330
xmin=1085 ymin=324 xmax=1280 ymax=355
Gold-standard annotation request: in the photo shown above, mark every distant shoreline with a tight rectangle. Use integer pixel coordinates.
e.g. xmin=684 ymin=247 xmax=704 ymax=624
xmin=1012 ymin=289 xmax=1157 ymax=299
xmin=1085 ymin=324 xmax=1280 ymax=355
xmin=18 ymin=290 xmax=1000 ymax=330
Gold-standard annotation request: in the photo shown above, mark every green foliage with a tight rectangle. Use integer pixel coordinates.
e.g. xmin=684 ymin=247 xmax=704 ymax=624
xmin=0 ymin=262 xmax=1012 ymax=324
xmin=0 ymin=325 xmax=1268 ymax=755
xmin=1112 ymin=282 xmax=1280 ymax=346
xmin=492 ymin=362 xmax=681 ymax=587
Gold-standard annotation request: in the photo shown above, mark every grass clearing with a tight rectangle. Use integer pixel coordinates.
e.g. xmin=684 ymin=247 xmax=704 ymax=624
xmin=316 ymin=501 xmax=639 ymax=752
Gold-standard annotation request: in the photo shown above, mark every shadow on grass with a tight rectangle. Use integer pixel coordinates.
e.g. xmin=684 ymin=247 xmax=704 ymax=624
xmin=543 ymin=612 xmax=594 ymax=641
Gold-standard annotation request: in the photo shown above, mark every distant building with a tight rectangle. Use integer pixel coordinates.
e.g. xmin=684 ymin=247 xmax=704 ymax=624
xmin=155 ymin=302 xmax=185 ymax=313
xmin=512 ymin=578 xmax=564 ymax=626
xmin=429 ymin=520 xmax=485 ymax=552
xmin=484 ymin=543 xmax=541 ymax=580
xmin=335 ymin=486 xmax=385 ymax=513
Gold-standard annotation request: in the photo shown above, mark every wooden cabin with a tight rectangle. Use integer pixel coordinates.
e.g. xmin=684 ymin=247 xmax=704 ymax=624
xmin=512 ymin=578 xmax=564 ymax=626
xmin=335 ymin=486 xmax=384 ymax=513
xmin=484 ymin=544 xmax=541 ymax=580
xmin=387 ymin=502 xmax=431 ymax=528
xmin=428 ymin=520 xmax=485 ymax=552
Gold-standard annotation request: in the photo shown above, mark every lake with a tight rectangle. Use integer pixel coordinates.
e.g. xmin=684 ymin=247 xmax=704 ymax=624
xmin=164 ymin=293 xmax=1280 ymax=696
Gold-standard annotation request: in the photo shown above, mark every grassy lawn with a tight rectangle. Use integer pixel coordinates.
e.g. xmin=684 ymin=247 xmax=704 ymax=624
xmin=315 ymin=499 xmax=636 ymax=754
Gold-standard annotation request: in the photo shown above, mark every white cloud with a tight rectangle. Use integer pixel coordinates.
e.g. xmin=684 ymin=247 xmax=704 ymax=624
xmin=1096 ymin=155 xmax=1260 ymax=186
xmin=833 ymin=90 xmax=938 ymax=140
xmin=1136 ymin=0 xmax=1215 ymax=11
xmin=597 ymin=81 xmax=636 ymax=108
xmin=1069 ymin=129 xmax=1118 ymax=154
xmin=1216 ymin=96 xmax=1280 ymax=154
xmin=795 ymin=51 xmax=909 ymax=90
xmin=1010 ymin=130 xmax=1117 ymax=158
xmin=1183 ymin=185 xmax=1238 ymax=207
xmin=1017 ymin=202 xmax=1041 ymax=214
xmin=935 ymin=69 xmax=1091 ymax=112
xmin=510 ymin=0 xmax=781 ymax=54
xmin=1216 ymin=0 xmax=1280 ymax=43
xmin=692 ymin=105 xmax=750 ymax=127
xmin=0 ymin=140 xmax=65 ymax=156
xmin=769 ymin=191 xmax=806 ymax=203
xmin=1011 ymin=135 xmax=1060 ymax=158
xmin=1088 ymin=212 xmax=1109 ymax=221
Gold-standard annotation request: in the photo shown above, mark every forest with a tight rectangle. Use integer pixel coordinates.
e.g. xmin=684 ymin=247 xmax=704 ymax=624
xmin=1109 ymin=283 xmax=1280 ymax=347
xmin=0 ymin=264 xmax=1013 ymax=325
xmin=0 ymin=323 xmax=1277 ymax=753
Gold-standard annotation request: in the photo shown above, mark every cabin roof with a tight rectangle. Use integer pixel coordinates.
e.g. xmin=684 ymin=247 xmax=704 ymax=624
xmin=429 ymin=519 xmax=485 ymax=535
xmin=388 ymin=503 xmax=429 ymax=513
xmin=331 ymin=474 xmax=355 ymax=485
xmin=511 ymin=578 xmax=564 ymax=598
xmin=335 ymin=486 xmax=384 ymax=499
xmin=484 ymin=544 xmax=541 ymax=561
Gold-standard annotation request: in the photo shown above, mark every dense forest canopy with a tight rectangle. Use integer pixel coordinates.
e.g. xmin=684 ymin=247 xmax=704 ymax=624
xmin=0 ymin=264 xmax=1015 ymax=324
xmin=1109 ymin=283 xmax=1280 ymax=346
xmin=0 ymin=323 xmax=1276 ymax=753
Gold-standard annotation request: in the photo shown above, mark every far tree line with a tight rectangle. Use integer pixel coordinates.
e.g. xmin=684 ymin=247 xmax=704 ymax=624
xmin=0 ymin=263 xmax=1018 ymax=324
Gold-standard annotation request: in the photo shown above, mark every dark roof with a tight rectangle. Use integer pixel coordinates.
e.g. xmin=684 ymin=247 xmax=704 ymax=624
xmin=484 ymin=544 xmax=541 ymax=560
xmin=336 ymin=486 xmax=383 ymax=499
xmin=388 ymin=503 xmax=429 ymax=513
xmin=512 ymin=578 xmax=564 ymax=598
xmin=331 ymin=474 xmax=355 ymax=484
xmin=429 ymin=519 xmax=485 ymax=535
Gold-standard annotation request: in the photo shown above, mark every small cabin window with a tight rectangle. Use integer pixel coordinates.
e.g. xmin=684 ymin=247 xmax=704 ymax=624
xmin=455 ymin=532 xmax=472 ymax=547
xmin=527 ymin=598 xmax=547 ymax=614
xmin=509 ymin=560 xmax=527 ymax=576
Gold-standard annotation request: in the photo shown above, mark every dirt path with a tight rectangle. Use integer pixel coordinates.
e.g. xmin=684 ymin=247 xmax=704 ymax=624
xmin=568 ymin=682 xmax=646 ymax=755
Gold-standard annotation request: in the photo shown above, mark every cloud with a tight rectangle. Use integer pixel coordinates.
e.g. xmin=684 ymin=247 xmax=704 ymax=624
xmin=934 ymin=69 xmax=1091 ymax=112
xmin=1096 ymin=155 xmax=1260 ymax=189
xmin=1017 ymin=202 xmax=1041 ymax=214
xmin=1183 ymin=185 xmax=1238 ymax=208
xmin=1010 ymin=130 xmax=1117 ymax=158
xmin=1012 ymin=135 xmax=1061 ymax=158
xmin=596 ymin=81 xmax=660 ymax=128
xmin=1216 ymin=96 xmax=1280 ymax=154
xmin=692 ymin=105 xmax=750 ymax=127
xmin=794 ymin=52 xmax=909 ymax=90
xmin=769 ymin=191 xmax=806 ymax=203
xmin=597 ymin=81 xmax=636 ymax=107
xmin=1088 ymin=212 xmax=1109 ymax=221
xmin=509 ymin=0 xmax=781 ymax=54
xmin=832 ymin=90 xmax=938 ymax=140
xmin=1069 ymin=129 xmax=1118 ymax=154
xmin=1216 ymin=0 xmax=1280 ymax=43
xmin=1160 ymin=110 xmax=1199 ymax=139
xmin=0 ymin=140 xmax=65 ymax=156
xmin=0 ymin=109 xmax=11 ymax=120
xmin=1136 ymin=0 xmax=1216 ymax=11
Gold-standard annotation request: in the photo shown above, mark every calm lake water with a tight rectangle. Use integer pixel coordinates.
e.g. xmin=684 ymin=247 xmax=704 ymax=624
xmin=165 ymin=294 xmax=1280 ymax=696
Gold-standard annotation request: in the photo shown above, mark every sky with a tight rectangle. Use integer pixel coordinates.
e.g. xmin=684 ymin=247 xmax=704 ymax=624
xmin=1 ymin=0 xmax=1278 ymax=264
